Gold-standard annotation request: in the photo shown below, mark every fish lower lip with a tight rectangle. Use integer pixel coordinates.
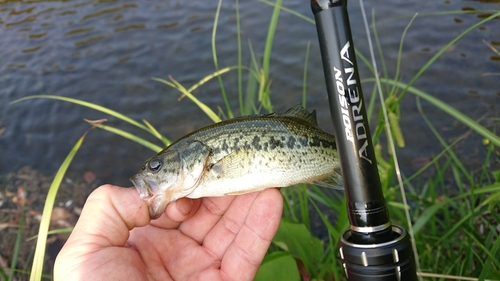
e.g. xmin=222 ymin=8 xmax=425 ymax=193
xmin=131 ymin=176 xmax=164 ymax=219
xmin=130 ymin=176 xmax=151 ymax=199
xmin=146 ymin=194 xmax=169 ymax=219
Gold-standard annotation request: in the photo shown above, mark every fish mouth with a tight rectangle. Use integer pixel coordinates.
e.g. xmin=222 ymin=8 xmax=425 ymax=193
xmin=130 ymin=175 xmax=152 ymax=199
xmin=130 ymin=175 xmax=166 ymax=219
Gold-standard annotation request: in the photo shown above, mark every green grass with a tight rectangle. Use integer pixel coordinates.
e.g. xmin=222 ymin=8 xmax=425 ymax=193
xmin=7 ymin=1 xmax=500 ymax=280
xmin=30 ymin=133 xmax=87 ymax=281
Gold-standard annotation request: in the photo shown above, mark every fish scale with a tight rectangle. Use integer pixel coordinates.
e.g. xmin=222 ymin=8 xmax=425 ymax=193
xmin=131 ymin=105 xmax=343 ymax=219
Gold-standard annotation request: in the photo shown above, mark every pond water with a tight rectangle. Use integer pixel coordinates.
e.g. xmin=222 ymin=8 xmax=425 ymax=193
xmin=1 ymin=0 xmax=499 ymax=187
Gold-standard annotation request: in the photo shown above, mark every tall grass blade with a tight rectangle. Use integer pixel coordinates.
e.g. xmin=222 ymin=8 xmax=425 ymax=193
xmin=463 ymin=229 xmax=500 ymax=271
xmin=258 ymin=0 xmax=314 ymax=24
xmin=235 ymin=0 xmax=244 ymax=115
xmin=242 ymin=40 xmax=269 ymax=114
xmin=26 ymin=227 xmax=74 ymax=242
xmin=416 ymin=97 xmax=473 ymax=184
xmin=307 ymin=200 xmax=339 ymax=279
xmin=437 ymin=202 xmax=483 ymax=245
xmin=212 ymin=0 xmax=233 ymax=118
xmin=408 ymin=9 xmax=500 ymax=18
xmin=153 ymin=77 xmax=221 ymax=123
xmin=483 ymin=39 xmax=500 ymax=56
xmin=401 ymin=137 xmax=460 ymax=185
xmin=142 ymin=119 xmax=170 ymax=146
xmin=248 ymin=40 xmax=260 ymax=77
xmin=176 ymin=66 xmax=237 ymax=99
xmin=260 ymin=0 xmax=282 ymax=112
xmin=412 ymin=199 xmax=448 ymax=234
xmin=388 ymin=111 xmax=405 ymax=147
xmin=297 ymin=185 xmax=310 ymax=231
xmin=369 ymin=78 xmax=500 ymax=148
xmin=371 ymin=10 xmax=389 ymax=95
xmin=308 ymin=197 xmax=340 ymax=240
xmin=243 ymin=64 xmax=259 ymax=115
xmin=478 ymin=229 xmax=500 ymax=280
xmin=302 ymin=42 xmax=310 ymax=108
xmin=397 ymin=11 xmax=500 ymax=100
xmin=11 ymin=95 xmax=156 ymax=138
xmin=29 ymin=132 xmax=87 ymax=281
xmin=280 ymin=189 xmax=298 ymax=223
xmin=257 ymin=70 xmax=269 ymax=111
xmin=413 ymin=183 xmax=500 ymax=235
xmin=359 ymin=0 xmax=420 ymax=273
xmin=0 ymin=267 xmax=6 ymax=280
xmin=9 ymin=205 xmax=25 ymax=281
xmin=88 ymin=123 xmax=163 ymax=152
xmin=389 ymin=13 xmax=418 ymax=97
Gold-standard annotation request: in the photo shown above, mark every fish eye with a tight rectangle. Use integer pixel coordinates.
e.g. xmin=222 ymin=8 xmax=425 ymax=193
xmin=148 ymin=158 xmax=163 ymax=173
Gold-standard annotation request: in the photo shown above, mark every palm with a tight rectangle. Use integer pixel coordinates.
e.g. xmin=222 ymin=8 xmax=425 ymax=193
xmin=54 ymin=186 xmax=283 ymax=281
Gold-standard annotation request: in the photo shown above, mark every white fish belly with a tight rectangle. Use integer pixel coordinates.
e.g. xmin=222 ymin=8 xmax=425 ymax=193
xmin=185 ymin=163 xmax=334 ymax=198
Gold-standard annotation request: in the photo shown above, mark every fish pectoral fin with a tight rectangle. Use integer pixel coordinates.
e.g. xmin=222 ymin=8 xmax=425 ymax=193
xmin=209 ymin=149 xmax=251 ymax=179
xmin=310 ymin=169 xmax=344 ymax=190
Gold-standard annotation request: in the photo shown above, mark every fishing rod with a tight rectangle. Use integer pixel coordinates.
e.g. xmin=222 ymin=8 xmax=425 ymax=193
xmin=311 ymin=0 xmax=418 ymax=279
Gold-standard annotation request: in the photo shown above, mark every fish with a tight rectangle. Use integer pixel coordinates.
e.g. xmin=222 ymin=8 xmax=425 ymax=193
xmin=130 ymin=104 xmax=343 ymax=219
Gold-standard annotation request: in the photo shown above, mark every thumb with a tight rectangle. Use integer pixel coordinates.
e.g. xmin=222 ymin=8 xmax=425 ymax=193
xmin=55 ymin=185 xmax=151 ymax=280
xmin=66 ymin=184 xmax=151 ymax=248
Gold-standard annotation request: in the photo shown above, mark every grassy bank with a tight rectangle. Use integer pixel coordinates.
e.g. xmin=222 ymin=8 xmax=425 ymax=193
xmin=3 ymin=1 xmax=500 ymax=280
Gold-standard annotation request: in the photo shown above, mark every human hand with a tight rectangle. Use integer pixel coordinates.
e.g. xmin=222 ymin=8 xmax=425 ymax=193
xmin=54 ymin=184 xmax=283 ymax=281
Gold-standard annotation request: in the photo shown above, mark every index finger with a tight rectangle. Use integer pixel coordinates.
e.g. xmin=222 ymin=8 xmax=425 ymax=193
xmin=149 ymin=198 xmax=201 ymax=229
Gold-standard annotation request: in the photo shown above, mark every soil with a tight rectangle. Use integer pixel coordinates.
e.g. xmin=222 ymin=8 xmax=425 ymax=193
xmin=0 ymin=166 xmax=97 ymax=280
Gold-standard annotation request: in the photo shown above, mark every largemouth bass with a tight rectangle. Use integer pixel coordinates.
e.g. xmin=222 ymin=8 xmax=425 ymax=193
xmin=131 ymin=105 xmax=342 ymax=219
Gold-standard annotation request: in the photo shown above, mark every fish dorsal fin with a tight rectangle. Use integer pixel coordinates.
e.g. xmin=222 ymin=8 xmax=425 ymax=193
xmin=279 ymin=104 xmax=319 ymax=127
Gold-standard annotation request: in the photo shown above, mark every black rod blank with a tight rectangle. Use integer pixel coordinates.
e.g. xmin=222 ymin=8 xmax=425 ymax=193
xmin=311 ymin=0 xmax=418 ymax=279
xmin=312 ymin=0 xmax=391 ymax=243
